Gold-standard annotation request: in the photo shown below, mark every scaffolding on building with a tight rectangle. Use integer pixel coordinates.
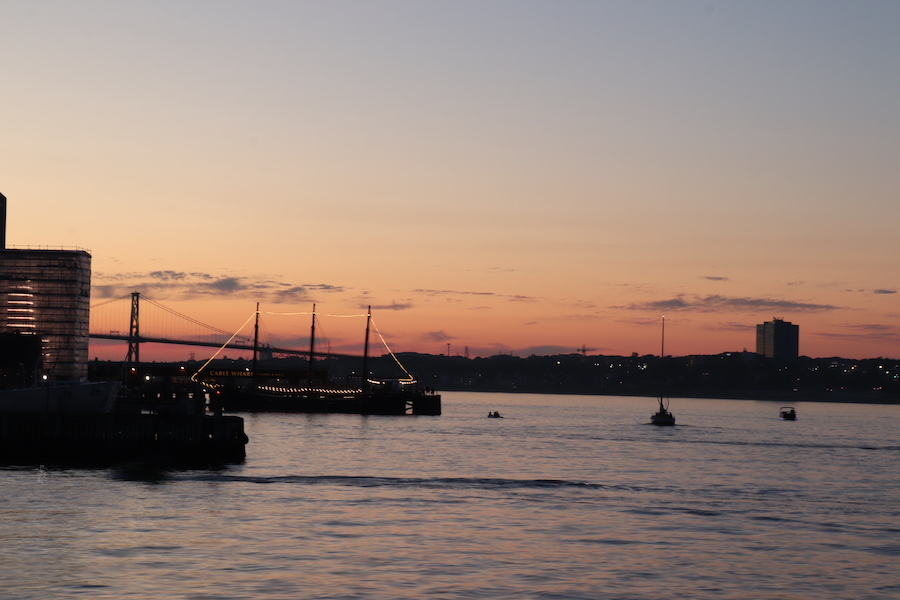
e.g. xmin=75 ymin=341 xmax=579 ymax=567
xmin=0 ymin=249 xmax=92 ymax=383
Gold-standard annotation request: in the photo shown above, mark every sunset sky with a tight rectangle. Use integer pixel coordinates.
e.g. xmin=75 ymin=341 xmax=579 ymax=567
xmin=2 ymin=1 xmax=898 ymax=361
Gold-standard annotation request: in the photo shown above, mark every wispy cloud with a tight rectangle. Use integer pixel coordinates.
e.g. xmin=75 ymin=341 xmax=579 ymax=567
xmin=702 ymin=276 xmax=730 ymax=282
xmin=844 ymin=323 xmax=893 ymax=332
xmin=716 ymin=321 xmax=756 ymax=331
xmin=413 ymin=288 xmax=536 ymax=302
xmin=93 ymin=271 xmax=346 ymax=303
xmin=814 ymin=323 xmax=900 ymax=344
xmin=624 ymin=294 xmax=839 ymax=313
xmin=425 ymin=330 xmax=454 ymax=342
xmin=149 ymin=270 xmax=194 ymax=281
xmin=841 ymin=288 xmax=897 ymax=295
xmin=366 ymin=301 xmax=413 ymax=311
xmin=414 ymin=288 xmax=496 ymax=297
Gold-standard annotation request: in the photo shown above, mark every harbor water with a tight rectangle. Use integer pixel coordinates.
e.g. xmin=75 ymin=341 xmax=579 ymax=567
xmin=1 ymin=392 xmax=898 ymax=599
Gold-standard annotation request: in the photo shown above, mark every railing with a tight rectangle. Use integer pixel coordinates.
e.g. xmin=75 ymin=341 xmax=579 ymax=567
xmin=3 ymin=245 xmax=91 ymax=252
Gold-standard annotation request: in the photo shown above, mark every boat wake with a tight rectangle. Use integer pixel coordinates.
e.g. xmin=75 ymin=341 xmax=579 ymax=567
xmin=172 ymin=472 xmax=609 ymax=491
xmin=630 ymin=436 xmax=899 ymax=452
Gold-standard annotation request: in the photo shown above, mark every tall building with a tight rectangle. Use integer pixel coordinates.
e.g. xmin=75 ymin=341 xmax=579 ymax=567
xmin=0 ymin=193 xmax=92 ymax=382
xmin=756 ymin=318 xmax=799 ymax=362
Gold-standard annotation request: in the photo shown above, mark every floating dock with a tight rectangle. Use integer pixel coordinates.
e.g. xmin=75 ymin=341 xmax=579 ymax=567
xmin=0 ymin=410 xmax=247 ymax=466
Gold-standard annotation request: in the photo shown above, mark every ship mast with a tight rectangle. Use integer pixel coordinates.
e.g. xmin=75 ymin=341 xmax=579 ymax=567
xmin=658 ymin=315 xmax=666 ymax=410
xmin=308 ymin=303 xmax=316 ymax=388
xmin=362 ymin=306 xmax=371 ymax=393
xmin=252 ymin=302 xmax=259 ymax=388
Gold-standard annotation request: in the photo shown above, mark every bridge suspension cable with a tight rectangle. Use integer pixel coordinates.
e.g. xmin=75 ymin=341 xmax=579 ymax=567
xmin=140 ymin=296 xmax=238 ymax=337
xmin=90 ymin=296 xmax=128 ymax=310
xmin=89 ymin=293 xmax=254 ymax=361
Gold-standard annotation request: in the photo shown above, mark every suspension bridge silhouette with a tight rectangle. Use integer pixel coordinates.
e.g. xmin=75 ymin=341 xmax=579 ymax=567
xmin=89 ymin=293 xmax=330 ymax=361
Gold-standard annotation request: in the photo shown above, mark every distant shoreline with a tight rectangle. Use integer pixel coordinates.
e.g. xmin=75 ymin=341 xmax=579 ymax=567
xmin=437 ymin=386 xmax=900 ymax=405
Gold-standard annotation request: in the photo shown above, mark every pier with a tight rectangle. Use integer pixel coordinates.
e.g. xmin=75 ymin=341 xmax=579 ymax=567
xmin=0 ymin=410 xmax=247 ymax=466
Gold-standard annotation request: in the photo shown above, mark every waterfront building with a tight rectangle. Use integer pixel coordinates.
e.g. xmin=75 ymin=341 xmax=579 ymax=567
xmin=0 ymin=193 xmax=91 ymax=382
xmin=756 ymin=318 xmax=799 ymax=363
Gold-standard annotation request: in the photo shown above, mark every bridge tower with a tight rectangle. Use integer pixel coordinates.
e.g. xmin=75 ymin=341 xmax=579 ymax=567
xmin=125 ymin=292 xmax=140 ymax=367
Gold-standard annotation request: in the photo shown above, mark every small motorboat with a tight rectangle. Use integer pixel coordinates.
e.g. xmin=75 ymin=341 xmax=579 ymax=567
xmin=487 ymin=411 xmax=503 ymax=418
xmin=779 ymin=406 xmax=797 ymax=421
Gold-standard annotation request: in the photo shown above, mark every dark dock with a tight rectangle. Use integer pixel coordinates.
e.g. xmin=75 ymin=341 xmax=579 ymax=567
xmin=0 ymin=410 xmax=247 ymax=467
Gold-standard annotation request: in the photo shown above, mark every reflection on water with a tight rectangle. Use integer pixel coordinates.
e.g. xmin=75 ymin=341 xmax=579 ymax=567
xmin=1 ymin=393 xmax=898 ymax=599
